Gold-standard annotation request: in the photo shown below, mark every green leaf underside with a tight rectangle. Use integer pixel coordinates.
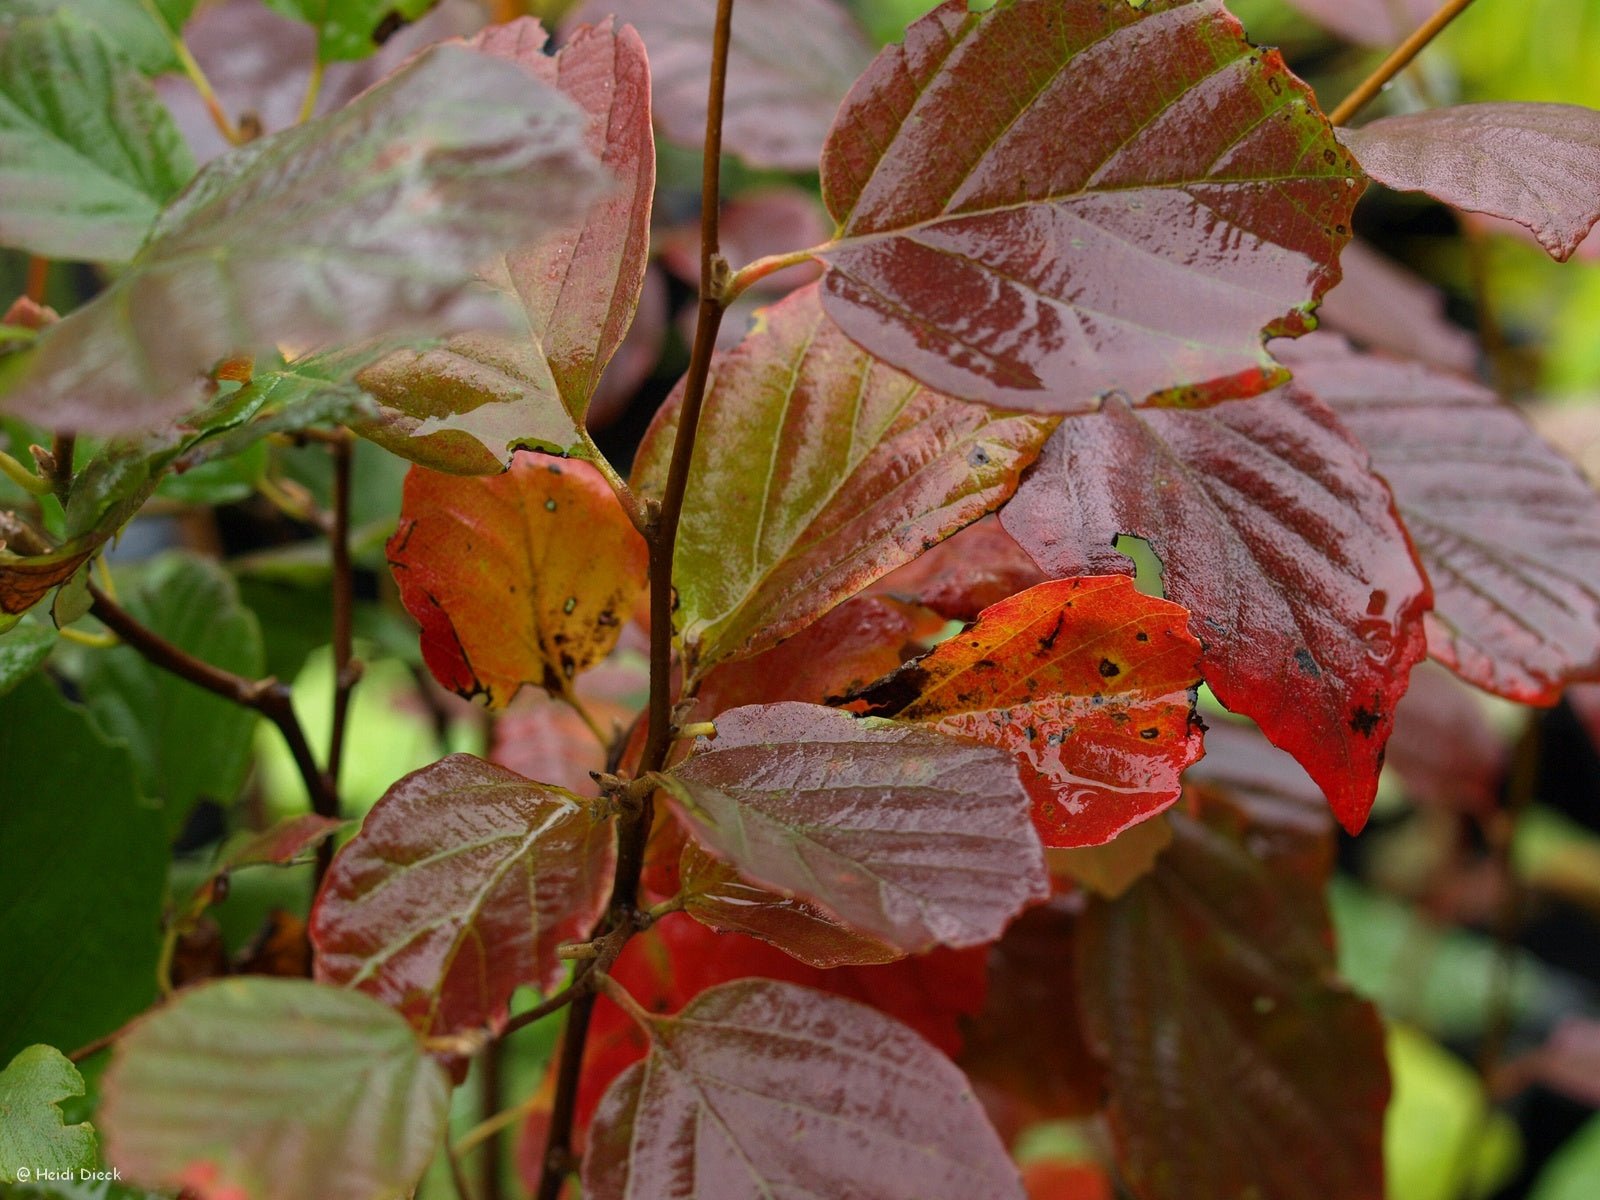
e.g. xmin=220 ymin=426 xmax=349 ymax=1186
xmin=99 ymin=978 xmax=450 ymax=1200
xmin=1 ymin=42 xmax=608 ymax=436
xmin=0 ymin=13 xmax=195 ymax=262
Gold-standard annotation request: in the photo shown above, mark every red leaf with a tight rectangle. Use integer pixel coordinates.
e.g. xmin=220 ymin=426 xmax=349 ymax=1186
xmin=569 ymin=0 xmax=873 ymax=171
xmin=855 ymin=577 xmax=1205 ymax=848
xmin=1001 ymin=390 xmax=1431 ymax=833
xmin=679 ymin=841 xmax=901 ymax=968
xmin=570 ymin=912 xmax=988 ymax=1139
xmin=1385 ymin=662 xmax=1508 ymax=813
xmin=869 ymin=515 xmax=1047 ymax=621
xmin=632 ymin=283 xmax=1052 ymax=672
xmin=661 ymin=186 xmax=829 ymax=298
xmin=1342 ymin=104 xmax=1600 ymax=261
xmin=958 ymin=897 xmax=1105 ymax=1123
xmin=310 ymin=755 xmax=614 ymax=1040
xmin=358 ymin=17 xmax=655 ymax=469
xmin=582 ymin=978 xmax=1022 ymax=1200
xmin=1077 ymin=789 xmax=1388 ymax=1200
xmin=816 ymin=0 xmax=1362 ymax=411
xmin=222 ymin=814 xmax=345 ymax=870
xmin=388 ymin=453 xmax=648 ymax=708
xmin=1283 ymin=336 xmax=1600 ymax=703
xmin=491 ymin=655 xmax=647 ymax=796
xmin=1023 ymin=1162 xmax=1115 ymax=1200
xmin=661 ymin=701 xmax=1049 ymax=952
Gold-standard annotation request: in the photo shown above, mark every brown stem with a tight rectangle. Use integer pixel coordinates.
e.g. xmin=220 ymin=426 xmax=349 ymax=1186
xmin=25 ymin=256 xmax=48 ymax=304
xmin=1328 ymin=0 xmax=1480 ymax=127
xmin=533 ymin=3 xmax=738 ymax=1196
xmin=325 ymin=434 xmax=358 ymax=843
xmin=478 ymin=1038 xmax=506 ymax=1200
xmin=88 ymin=582 xmax=340 ymax=878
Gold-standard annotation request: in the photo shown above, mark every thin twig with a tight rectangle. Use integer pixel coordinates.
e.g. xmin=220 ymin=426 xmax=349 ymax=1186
xmin=478 ymin=1038 xmax=506 ymax=1200
xmin=139 ymin=0 xmax=242 ymax=145
xmin=533 ymin=5 xmax=739 ymax=1195
xmin=446 ymin=1128 xmax=478 ymax=1200
xmin=498 ymin=980 xmax=586 ymax=1039
xmin=724 ymin=245 xmax=829 ymax=304
xmin=87 ymin=583 xmax=340 ymax=870
xmin=327 ymin=434 xmax=359 ymax=792
xmin=1328 ymin=0 xmax=1480 ymax=126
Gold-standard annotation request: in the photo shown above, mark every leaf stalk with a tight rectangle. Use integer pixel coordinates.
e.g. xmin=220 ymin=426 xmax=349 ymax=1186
xmin=1328 ymin=0 xmax=1480 ymax=127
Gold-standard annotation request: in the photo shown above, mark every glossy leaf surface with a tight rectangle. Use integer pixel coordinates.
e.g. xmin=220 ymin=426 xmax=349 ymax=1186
xmin=359 ymin=18 xmax=654 ymax=470
xmin=633 ymin=284 xmax=1051 ymax=671
xmin=571 ymin=0 xmax=872 ymax=171
xmin=582 ymin=979 xmax=1023 ymax=1200
xmin=575 ymin=912 xmax=989 ymax=1136
xmin=661 ymin=701 xmax=1048 ymax=953
xmin=0 ymin=1044 xmax=97 ymax=1183
xmin=100 ymin=978 xmax=450 ymax=1200
xmin=855 ymin=576 xmax=1204 ymax=847
xmin=311 ymin=755 xmax=614 ymax=1038
xmin=388 ymin=454 xmax=648 ymax=708
xmin=1002 ymin=389 xmax=1431 ymax=833
xmin=1 ymin=43 xmax=607 ymax=435
xmin=1343 ymin=103 xmax=1600 ymax=261
xmin=1077 ymin=789 xmax=1388 ymax=1200
xmin=0 ymin=13 xmax=194 ymax=262
xmin=679 ymin=841 xmax=900 ymax=968
xmin=0 ymin=676 xmax=165 ymax=1063
xmin=817 ymin=0 xmax=1363 ymax=411
xmin=78 ymin=554 xmax=264 ymax=834
xmin=869 ymin=515 xmax=1046 ymax=621
xmin=1285 ymin=337 xmax=1600 ymax=702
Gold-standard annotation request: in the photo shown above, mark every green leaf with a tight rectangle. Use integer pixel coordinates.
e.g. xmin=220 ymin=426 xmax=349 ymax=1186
xmin=632 ymin=283 xmax=1053 ymax=673
xmin=0 ymin=1045 xmax=98 ymax=1184
xmin=1531 ymin=1113 xmax=1600 ymax=1200
xmin=0 ymin=14 xmax=194 ymax=262
xmin=2 ymin=0 xmax=198 ymax=76
xmin=77 ymin=554 xmax=264 ymax=833
xmin=99 ymin=978 xmax=451 ymax=1200
xmin=0 ymin=42 xmax=609 ymax=436
xmin=262 ymin=0 xmax=395 ymax=62
xmin=0 ymin=623 xmax=53 ymax=697
xmin=0 ymin=675 xmax=166 ymax=1064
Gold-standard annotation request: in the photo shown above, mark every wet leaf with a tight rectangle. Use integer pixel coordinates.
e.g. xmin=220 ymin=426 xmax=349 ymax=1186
xmin=1343 ymin=103 xmax=1600 ymax=261
xmin=0 ymin=42 xmax=607 ymax=435
xmin=1285 ymin=336 xmax=1600 ymax=703
xmin=632 ymin=284 xmax=1052 ymax=673
xmin=582 ymin=978 xmax=1023 ymax=1200
xmin=816 ymin=0 xmax=1363 ymax=411
xmin=854 ymin=576 xmax=1205 ymax=848
xmin=311 ymin=754 xmax=615 ymax=1039
xmin=1001 ymin=388 xmax=1432 ymax=834
xmin=660 ymin=701 xmax=1048 ymax=953
xmin=100 ymin=978 xmax=450 ymax=1200
xmin=958 ymin=897 xmax=1105 ymax=1123
xmin=679 ymin=841 xmax=900 ymax=968
xmin=869 ymin=515 xmax=1046 ymax=621
xmin=0 ymin=13 xmax=194 ymax=262
xmin=387 ymin=454 xmax=648 ymax=708
xmin=1317 ymin=240 xmax=1477 ymax=374
xmin=1077 ymin=789 xmax=1388 ymax=1200
xmin=0 ymin=1044 xmax=98 ymax=1183
xmin=358 ymin=18 xmax=655 ymax=470
xmin=570 ymin=0 xmax=873 ymax=171
xmin=572 ymin=912 xmax=989 ymax=1138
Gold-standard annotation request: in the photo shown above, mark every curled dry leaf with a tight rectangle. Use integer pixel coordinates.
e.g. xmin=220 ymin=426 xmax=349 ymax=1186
xmin=632 ymin=283 xmax=1052 ymax=673
xmin=1002 ymin=388 xmax=1432 ymax=834
xmin=582 ymin=978 xmax=1023 ymax=1200
xmin=854 ymin=576 xmax=1206 ymax=848
xmin=311 ymin=754 xmax=615 ymax=1040
xmin=388 ymin=453 xmax=648 ymax=708
xmin=817 ymin=0 xmax=1363 ymax=411
xmin=99 ymin=978 xmax=450 ymax=1200
xmin=1342 ymin=103 xmax=1600 ymax=261
xmin=570 ymin=0 xmax=873 ymax=171
xmin=660 ymin=701 xmax=1049 ymax=954
xmin=2 ymin=42 xmax=608 ymax=435
xmin=1284 ymin=335 xmax=1600 ymax=703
